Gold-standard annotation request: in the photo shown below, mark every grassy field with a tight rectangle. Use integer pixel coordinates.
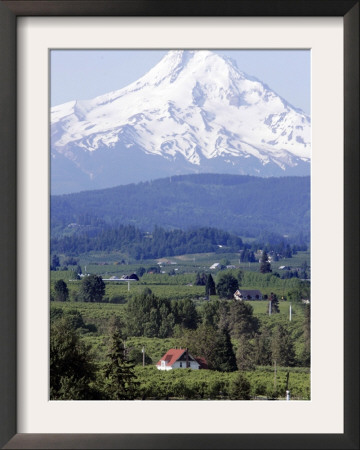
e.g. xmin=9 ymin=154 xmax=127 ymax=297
xmin=57 ymin=250 xmax=310 ymax=277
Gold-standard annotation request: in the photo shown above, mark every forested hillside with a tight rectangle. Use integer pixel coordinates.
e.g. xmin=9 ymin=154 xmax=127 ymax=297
xmin=50 ymin=226 xmax=244 ymax=259
xmin=51 ymin=174 xmax=310 ymax=239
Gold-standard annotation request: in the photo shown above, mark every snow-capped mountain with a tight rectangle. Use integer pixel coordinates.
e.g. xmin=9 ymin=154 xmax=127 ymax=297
xmin=51 ymin=50 xmax=311 ymax=194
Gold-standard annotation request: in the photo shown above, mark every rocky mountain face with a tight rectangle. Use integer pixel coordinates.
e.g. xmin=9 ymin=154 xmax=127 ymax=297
xmin=51 ymin=50 xmax=311 ymax=194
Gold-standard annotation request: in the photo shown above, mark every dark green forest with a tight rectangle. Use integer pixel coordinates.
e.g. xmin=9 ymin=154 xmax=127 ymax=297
xmin=51 ymin=173 xmax=310 ymax=239
xmin=50 ymin=226 xmax=245 ymax=259
xmin=50 ymin=224 xmax=308 ymax=261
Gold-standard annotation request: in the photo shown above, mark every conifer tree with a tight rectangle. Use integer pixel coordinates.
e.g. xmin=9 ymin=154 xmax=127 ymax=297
xmin=212 ymin=326 xmax=237 ymax=372
xmin=103 ymin=329 xmax=138 ymax=400
xmin=271 ymin=324 xmax=296 ymax=367
xmin=235 ymin=335 xmax=255 ymax=371
xmin=253 ymin=330 xmax=272 ymax=366
xmin=195 ymin=272 xmax=207 ymax=286
xmin=50 ymin=317 xmax=98 ymax=400
xmin=228 ymin=300 xmax=259 ymax=338
xmin=229 ymin=372 xmax=251 ymax=399
xmin=205 ymin=273 xmax=216 ymax=296
xmin=259 ymin=250 xmax=272 ymax=273
xmin=267 ymin=292 xmax=280 ymax=314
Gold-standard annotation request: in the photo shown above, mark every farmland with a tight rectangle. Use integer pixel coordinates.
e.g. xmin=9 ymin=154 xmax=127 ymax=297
xmin=50 ymin=250 xmax=310 ymax=400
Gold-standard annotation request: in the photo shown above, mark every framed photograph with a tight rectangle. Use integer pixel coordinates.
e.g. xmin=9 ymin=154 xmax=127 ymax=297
xmin=0 ymin=1 xmax=358 ymax=449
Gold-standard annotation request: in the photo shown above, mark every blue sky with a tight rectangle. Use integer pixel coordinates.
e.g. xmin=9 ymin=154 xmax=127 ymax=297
xmin=51 ymin=49 xmax=310 ymax=115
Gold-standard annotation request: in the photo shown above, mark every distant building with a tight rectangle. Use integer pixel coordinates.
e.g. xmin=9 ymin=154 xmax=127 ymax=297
xmin=210 ymin=263 xmax=220 ymax=270
xmin=156 ymin=348 xmax=206 ymax=371
xmin=234 ymin=289 xmax=263 ymax=301
xmin=157 ymin=258 xmax=177 ymax=265
xmin=120 ymin=273 xmax=139 ymax=280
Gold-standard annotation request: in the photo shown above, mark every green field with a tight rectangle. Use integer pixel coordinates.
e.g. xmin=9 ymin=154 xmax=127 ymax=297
xmin=57 ymin=250 xmax=310 ymax=276
xmin=50 ymin=250 xmax=310 ymax=401
xmin=133 ymin=366 xmax=310 ymax=400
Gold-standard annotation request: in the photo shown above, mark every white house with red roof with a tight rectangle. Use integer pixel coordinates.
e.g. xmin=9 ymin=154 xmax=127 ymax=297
xmin=156 ymin=348 xmax=204 ymax=370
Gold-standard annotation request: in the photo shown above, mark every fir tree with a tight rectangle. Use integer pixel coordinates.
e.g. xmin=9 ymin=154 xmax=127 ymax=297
xmin=259 ymin=250 xmax=272 ymax=273
xmin=268 ymin=292 xmax=280 ymax=314
xmin=229 ymin=372 xmax=251 ymax=399
xmin=235 ymin=335 xmax=255 ymax=371
xmin=195 ymin=272 xmax=207 ymax=286
xmin=228 ymin=300 xmax=259 ymax=338
xmin=50 ymin=317 xmax=98 ymax=400
xmin=205 ymin=274 xmax=216 ymax=296
xmin=271 ymin=324 xmax=296 ymax=367
xmin=103 ymin=329 xmax=138 ymax=400
xmin=212 ymin=326 xmax=237 ymax=372
xmin=253 ymin=330 xmax=272 ymax=366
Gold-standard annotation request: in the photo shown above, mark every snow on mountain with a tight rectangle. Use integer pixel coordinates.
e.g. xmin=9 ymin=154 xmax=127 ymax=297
xmin=51 ymin=50 xmax=311 ymax=194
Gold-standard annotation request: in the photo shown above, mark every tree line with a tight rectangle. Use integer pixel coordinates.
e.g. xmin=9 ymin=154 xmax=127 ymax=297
xmin=50 ymin=225 xmax=244 ymax=259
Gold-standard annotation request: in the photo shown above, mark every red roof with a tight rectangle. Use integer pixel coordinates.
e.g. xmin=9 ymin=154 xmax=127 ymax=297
xmin=195 ymin=356 xmax=208 ymax=370
xmin=156 ymin=348 xmax=187 ymax=367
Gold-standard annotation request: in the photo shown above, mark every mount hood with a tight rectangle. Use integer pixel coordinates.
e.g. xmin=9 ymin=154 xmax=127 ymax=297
xmin=51 ymin=50 xmax=311 ymax=194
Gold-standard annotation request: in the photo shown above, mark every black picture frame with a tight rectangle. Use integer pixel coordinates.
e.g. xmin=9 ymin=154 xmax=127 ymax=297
xmin=0 ymin=1 xmax=358 ymax=449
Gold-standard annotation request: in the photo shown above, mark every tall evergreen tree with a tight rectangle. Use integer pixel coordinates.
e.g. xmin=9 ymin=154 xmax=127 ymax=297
xmin=50 ymin=317 xmax=98 ymax=400
xmin=212 ymin=326 xmax=237 ymax=372
xmin=181 ymin=323 xmax=236 ymax=372
xmin=172 ymin=298 xmax=198 ymax=331
xmin=253 ymin=330 xmax=272 ymax=366
xmin=195 ymin=272 xmax=207 ymax=286
xmin=267 ymin=292 xmax=280 ymax=314
xmin=181 ymin=324 xmax=218 ymax=370
xmin=235 ymin=335 xmax=255 ymax=371
xmin=271 ymin=324 xmax=296 ymax=367
xmin=205 ymin=273 xmax=216 ymax=296
xmin=259 ymin=250 xmax=272 ymax=273
xmin=201 ymin=299 xmax=220 ymax=327
xmin=103 ymin=328 xmax=138 ymax=400
xmin=228 ymin=300 xmax=259 ymax=338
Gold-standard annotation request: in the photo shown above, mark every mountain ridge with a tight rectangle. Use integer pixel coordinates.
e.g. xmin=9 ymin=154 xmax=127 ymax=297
xmin=51 ymin=173 xmax=310 ymax=239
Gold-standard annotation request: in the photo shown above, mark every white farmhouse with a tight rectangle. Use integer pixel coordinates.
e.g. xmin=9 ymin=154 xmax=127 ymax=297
xmin=156 ymin=348 xmax=205 ymax=371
